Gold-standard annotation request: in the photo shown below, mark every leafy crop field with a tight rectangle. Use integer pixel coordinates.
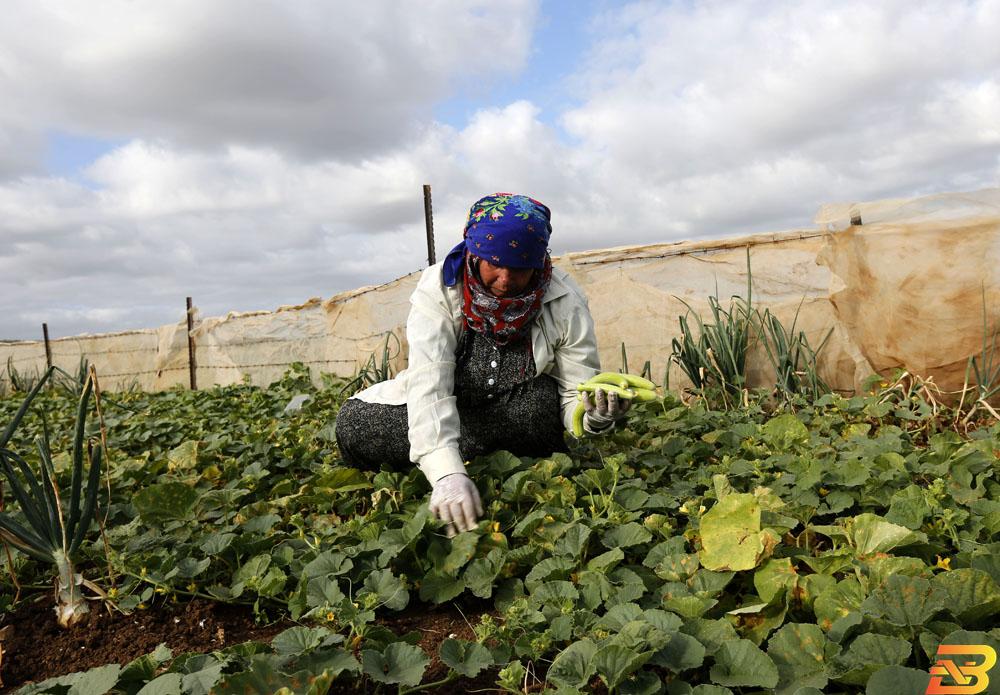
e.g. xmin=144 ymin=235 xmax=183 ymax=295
xmin=2 ymin=365 xmax=999 ymax=694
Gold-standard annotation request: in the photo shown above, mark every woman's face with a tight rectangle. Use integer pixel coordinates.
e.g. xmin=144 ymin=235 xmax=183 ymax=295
xmin=478 ymin=259 xmax=536 ymax=298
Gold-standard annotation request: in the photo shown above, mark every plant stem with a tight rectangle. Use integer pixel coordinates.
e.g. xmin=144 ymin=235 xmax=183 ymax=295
xmin=398 ymin=670 xmax=459 ymax=694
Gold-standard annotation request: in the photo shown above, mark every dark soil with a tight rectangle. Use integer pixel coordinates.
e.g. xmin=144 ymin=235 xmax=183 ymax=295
xmin=0 ymin=593 xmax=506 ymax=693
xmin=0 ymin=595 xmax=291 ymax=691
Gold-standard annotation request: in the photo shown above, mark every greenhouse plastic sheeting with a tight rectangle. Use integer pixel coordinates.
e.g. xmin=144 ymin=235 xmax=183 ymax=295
xmin=1 ymin=188 xmax=997 ymax=397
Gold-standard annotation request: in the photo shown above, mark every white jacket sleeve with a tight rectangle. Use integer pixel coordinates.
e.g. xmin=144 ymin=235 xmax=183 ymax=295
xmin=547 ymin=288 xmax=602 ymax=436
xmin=405 ymin=268 xmax=467 ymax=484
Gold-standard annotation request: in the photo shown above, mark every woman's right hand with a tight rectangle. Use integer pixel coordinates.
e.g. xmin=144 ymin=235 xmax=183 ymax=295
xmin=429 ymin=472 xmax=484 ymax=537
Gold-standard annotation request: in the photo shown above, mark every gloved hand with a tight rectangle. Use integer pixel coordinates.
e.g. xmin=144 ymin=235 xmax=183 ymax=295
xmin=429 ymin=472 xmax=484 ymax=537
xmin=582 ymin=387 xmax=632 ymax=432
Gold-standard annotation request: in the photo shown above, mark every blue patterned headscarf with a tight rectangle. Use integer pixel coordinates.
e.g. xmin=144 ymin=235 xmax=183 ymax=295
xmin=442 ymin=193 xmax=552 ymax=286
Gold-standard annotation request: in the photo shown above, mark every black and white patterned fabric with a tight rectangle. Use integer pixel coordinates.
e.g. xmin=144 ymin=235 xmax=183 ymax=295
xmin=335 ymin=330 xmax=567 ymax=472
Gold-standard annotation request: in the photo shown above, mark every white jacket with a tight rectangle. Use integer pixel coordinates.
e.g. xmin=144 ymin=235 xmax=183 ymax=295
xmin=351 ymin=260 xmax=601 ymax=483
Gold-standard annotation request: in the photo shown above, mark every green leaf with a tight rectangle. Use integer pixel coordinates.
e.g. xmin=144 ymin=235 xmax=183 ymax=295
xmin=554 ymin=523 xmax=592 ymax=558
xmin=303 ymin=550 xmax=353 ymax=579
xmin=166 ymin=440 xmax=198 ymax=471
xmin=698 ymin=494 xmax=767 ymax=571
xmin=885 ymin=485 xmax=931 ymax=529
xmin=525 ymin=557 xmax=575 ymax=590
xmin=362 ymin=569 xmax=409 ymax=611
xmin=864 ymin=665 xmax=930 ymax=695
xmin=754 ymin=558 xmax=798 ymax=604
xmin=118 ymin=643 xmax=173 ymax=685
xmin=814 ymin=578 xmax=865 ymax=632
xmin=654 ymin=553 xmax=700 ymax=582
xmin=213 ymin=662 xmax=338 ymax=695
xmin=305 ymin=574 xmax=346 ymax=610
xmin=419 ymin=569 xmax=465 ymax=603
xmin=199 ymin=532 xmax=235 ymax=556
xmin=760 ymin=414 xmax=809 ymax=450
xmin=602 ymin=522 xmax=653 ymax=549
xmin=180 ymin=663 xmax=226 ymax=695
xmin=439 ymin=638 xmax=493 ymax=678
xmin=766 ymin=623 xmax=836 ymax=695
xmin=932 ymin=568 xmax=1000 ymax=624
xmin=316 ymin=467 xmax=372 ymax=493
xmin=829 ymin=633 xmax=911 ymax=686
xmin=361 ymin=642 xmax=429 ymax=686
xmin=848 ymin=513 xmax=926 ymax=555
xmin=440 ymin=532 xmax=480 ymax=574
xmin=617 ymin=669 xmax=663 ymax=695
xmin=709 ymin=639 xmax=779 ymax=689
xmin=651 ymin=632 xmax=705 ymax=673
xmin=861 ymin=574 xmax=947 ymax=628
xmin=680 ymin=618 xmax=738 ymax=656
xmin=134 ymin=673 xmax=183 ymax=695
xmin=272 ymin=626 xmax=335 ymax=655
xmin=133 ymin=482 xmax=198 ymax=523
xmin=175 ymin=556 xmax=211 ymax=579
xmin=587 ymin=548 xmax=626 ymax=573
xmin=68 ymin=664 xmax=121 ymax=695
xmin=593 ymin=644 xmax=652 ymax=691
xmin=463 ymin=548 xmax=506 ymax=599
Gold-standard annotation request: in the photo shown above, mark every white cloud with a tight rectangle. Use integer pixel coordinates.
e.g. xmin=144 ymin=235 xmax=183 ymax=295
xmin=0 ymin=0 xmax=537 ymax=166
xmin=2 ymin=0 xmax=1000 ymax=341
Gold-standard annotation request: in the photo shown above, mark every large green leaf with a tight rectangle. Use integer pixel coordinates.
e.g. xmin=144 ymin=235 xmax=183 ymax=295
xmin=864 ymin=665 xmax=930 ymax=695
xmin=698 ymin=494 xmax=767 ymax=571
xmin=709 ymin=639 xmax=779 ymax=689
xmin=766 ymin=623 xmax=836 ymax=695
xmin=593 ymin=644 xmax=652 ymax=691
xmin=932 ymin=568 xmax=1000 ymax=624
xmin=63 ymin=664 xmax=120 ymax=695
xmin=815 ymin=578 xmax=865 ymax=633
xmin=418 ymin=569 xmax=465 ymax=603
xmin=861 ymin=574 xmax=947 ymax=628
xmin=134 ymin=673 xmax=183 ymax=695
xmin=651 ymin=632 xmax=705 ymax=673
xmin=271 ymin=626 xmax=337 ymax=656
xmin=463 ymin=548 xmax=506 ymax=599
xmin=847 ymin=513 xmax=926 ymax=555
xmin=547 ymin=639 xmax=598 ymax=690
xmin=602 ymin=522 xmax=653 ymax=549
xmin=439 ymin=638 xmax=493 ymax=678
xmin=361 ymin=569 xmax=409 ymax=611
xmin=760 ymin=413 xmax=809 ymax=450
xmin=361 ymin=642 xmax=429 ymax=687
xmin=829 ymin=633 xmax=911 ymax=686
xmin=133 ymin=482 xmax=198 ymax=523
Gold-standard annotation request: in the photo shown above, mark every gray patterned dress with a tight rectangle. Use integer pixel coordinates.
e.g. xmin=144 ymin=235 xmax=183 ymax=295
xmin=335 ymin=329 xmax=567 ymax=471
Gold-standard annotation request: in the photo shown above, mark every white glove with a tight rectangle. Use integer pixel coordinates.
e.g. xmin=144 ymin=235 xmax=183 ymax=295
xmin=429 ymin=472 xmax=484 ymax=537
xmin=582 ymin=387 xmax=632 ymax=432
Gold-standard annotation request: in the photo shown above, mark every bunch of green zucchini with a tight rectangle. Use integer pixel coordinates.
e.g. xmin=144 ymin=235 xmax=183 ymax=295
xmin=572 ymin=371 xmax=657 ymax=436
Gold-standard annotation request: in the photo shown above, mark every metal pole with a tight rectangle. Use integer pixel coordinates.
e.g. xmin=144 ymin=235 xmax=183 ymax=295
xmin=423 ymin=184 xmax=436 ymax=266
xmin=42 ymin=323 xmax=52 ymax=369
xmin=186 ymin=297 xmax=197 ymax=390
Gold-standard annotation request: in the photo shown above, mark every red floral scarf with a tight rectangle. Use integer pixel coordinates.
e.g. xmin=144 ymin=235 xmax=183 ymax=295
xmin=461 ymin=252 xmax=552 ymax=345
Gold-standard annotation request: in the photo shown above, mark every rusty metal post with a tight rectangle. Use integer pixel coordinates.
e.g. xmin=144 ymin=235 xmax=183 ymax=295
xmin=423 ymin=184 xmax=436 ymax=266
xmin=42 ymin=323 xmax=52 ymax=369
xmin=186 ymin=297 xmax=197 ymax=390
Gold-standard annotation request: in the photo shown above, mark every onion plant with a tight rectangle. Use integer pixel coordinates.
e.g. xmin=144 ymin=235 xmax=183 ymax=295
xmin=670 ymin=250 xmax=754 ymax=407
xmin=341 ymin=331 xmax=400 ymax=397
xmin=0 ymin=366 xmax=102 ymax=627
xmin=756 ymin=301 xmax=833 ymax=403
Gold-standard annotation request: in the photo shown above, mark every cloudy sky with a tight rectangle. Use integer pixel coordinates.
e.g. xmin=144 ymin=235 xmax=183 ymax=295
xmin=2 ymin=0 xmax=998 ymax=340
